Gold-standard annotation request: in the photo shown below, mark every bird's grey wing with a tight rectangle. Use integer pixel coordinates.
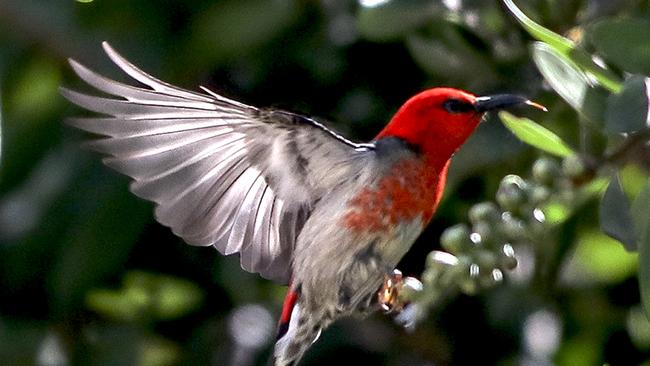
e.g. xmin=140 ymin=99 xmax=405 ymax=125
xmin=61 ymin=42 xmax=373 ymax=284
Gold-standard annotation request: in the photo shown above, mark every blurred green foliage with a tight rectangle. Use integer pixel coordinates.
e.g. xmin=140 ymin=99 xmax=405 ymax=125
xmin=1 ymin=0 xmax=649 ymax=365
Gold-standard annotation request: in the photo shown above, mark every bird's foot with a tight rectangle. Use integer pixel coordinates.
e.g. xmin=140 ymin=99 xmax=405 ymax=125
xmin=378 ymin=269 xmax=424 ymax=330
xmin=378 ymin=269 xmax=404 ymax=313
xmin=378 ymin=269 xmax=423 ymax=314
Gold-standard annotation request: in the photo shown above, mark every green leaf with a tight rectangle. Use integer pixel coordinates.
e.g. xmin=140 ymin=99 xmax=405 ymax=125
xmin=542 ymin=202 xmax=571 ymax=224
xmin=503 ymin=0 xmax=621 ymax=92
xmin=633 ymin=181 xmax=650 ymax=252
xmin=127 ymin=272 xmax=204 ymax=320
xmin=590 ymin=18 xmax=650 ymax=76
xmin=570 ymin=230 xmax=638 ymax=284
xmin=531 ymin=42 xmax=588 ymax=111
xmin=502 ymin=0 xmax=573 ymax=53
xmin=626 ymin=306 xmax=650 ymax=351
xmin=532 ymin=42 xmax=608 ymax=126
xmin=498 ymin=111 xmax=574 ymax=157
xmin=599 ymin=174 xmax=637 ymax=251
xmin=357 ymin=0 xmax=439 ymax=42
xmin=86 ymin=288 xmax=148 ymax=322
xmin=568 ymin=48 xmax=622 ymax=93
xmin=86 ymin=271 xmax=204 ymax=322
xmin=636 ymin=181 xmax=650 ymax=320
xmin=605 ymin=75 xmax=650 ymax=134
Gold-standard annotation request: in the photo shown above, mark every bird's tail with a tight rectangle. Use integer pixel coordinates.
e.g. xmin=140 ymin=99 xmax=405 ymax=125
xmin=271 ymin=287 xmax=323 ymax=366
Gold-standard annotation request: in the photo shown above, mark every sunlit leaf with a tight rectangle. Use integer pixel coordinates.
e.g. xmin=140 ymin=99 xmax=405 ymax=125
xmin=531 ymin=43 xmax=588 ymax=110
xmin=542 ymin=202 xmax=570 ymax=224
xmin=583 ymin=176 xmax=610 ymax=196
xmin=636 ymin=181 xmax=650 ymax=320
xmin=567 ymin=49 xmax=622 ymax=93
xmin=571 ymin=230 xmax=638 ymax=284
xmin=627 ymin=306 xmax=650 ymax=350
xmin=599 ymin=174 xmax=637 ymax=251
xmin=503 ymin=0 xmax=620 ymax=92
xmin=531 ymin=42 xmax=608 ymax=125
xmin=147 ymin=274 xmax=204 ymax=320
xmin=620 ymin=164 xmax=650 ymax=198
xmin=499 ymin=111 xmax=574 ymax=157
xmin=86 ymin=271 xmax=204 ymax=322
xmin=590 ymin=18 xmax=650 ymax=76
xmin=125 ymin=272 xmax=204 ymax=320
xmin=86 ymin=289 xmax=146 ymax=322
xmin=502 ymin=0 xmax=572 ymax=53
xmin=605 ymin=75 xmax=650 ymax=134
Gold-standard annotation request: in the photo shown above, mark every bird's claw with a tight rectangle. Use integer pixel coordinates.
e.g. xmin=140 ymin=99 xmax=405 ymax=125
xmin=378 ymin=269 xmax=407 ymax=313
xmin=378 ymin=269 xmax=403 ymax=313
xmin=378 ymin=269 xmax=425 ymax=330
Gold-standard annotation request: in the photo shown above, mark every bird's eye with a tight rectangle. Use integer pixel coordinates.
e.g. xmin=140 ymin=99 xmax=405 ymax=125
xmin=443 ymin=99 xmax=476 ymax=114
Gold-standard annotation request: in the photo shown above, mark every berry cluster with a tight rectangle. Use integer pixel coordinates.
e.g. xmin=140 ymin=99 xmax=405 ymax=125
xmin=400 ymin=155 xmax=588 ymax=323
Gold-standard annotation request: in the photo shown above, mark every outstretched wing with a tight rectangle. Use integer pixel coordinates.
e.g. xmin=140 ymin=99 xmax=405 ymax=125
xmin=61 ymin=42 xmax=373 ymax=283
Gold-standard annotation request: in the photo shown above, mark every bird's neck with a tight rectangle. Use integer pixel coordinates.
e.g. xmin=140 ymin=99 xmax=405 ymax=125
xmin=375 ymin=113 xmax=480 ymax=171
xmin=375 ymin=129 xmax=458 ymax=173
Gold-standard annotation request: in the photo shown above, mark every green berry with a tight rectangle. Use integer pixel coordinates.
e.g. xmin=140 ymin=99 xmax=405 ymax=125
xmin=496 ymin=175 xmax=527 ymax=212
xmin=532 ymin=157 xmax=560 ymax=185
xmin=426 ymin=250 xmax=458 ymax=269
xmin=480 ymin=268 xmax=504 ymax=288
xmin=469 ymin=202 xmax=500 ymax=224
xmin=500 ymin=212 xmax=527 ymax=241
xmin=471 ymin=221 xmax=494 ymax=246
xmin=459 ymin=278 xmax=479 ymax=295
xmin=530 ymin=185 xmax=551 ymax=205
xmin=422 ymin=267 xmax=440 ymax=286
xmin=399 ymin=277 xmax=424 ymax=301
xmin=443 ymin=256 xmax=471 ymax=287
xmin=562 ymin=154 xmax=587 ymax=179
xmin=474 ymin=249 xmax=498 ymax=269
xmin=499 ymin=244 xmax=518 ymax=270
xmin=440 ymin=224 xmax=471 ymax=254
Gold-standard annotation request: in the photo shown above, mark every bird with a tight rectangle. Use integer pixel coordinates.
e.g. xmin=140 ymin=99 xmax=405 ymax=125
xmin=61 ymin=42 xmax=542 ymax=366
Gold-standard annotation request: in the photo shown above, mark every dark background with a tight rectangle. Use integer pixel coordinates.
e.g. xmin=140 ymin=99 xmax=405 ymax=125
xmin=0 ymin=0 xmax=648 ymax=365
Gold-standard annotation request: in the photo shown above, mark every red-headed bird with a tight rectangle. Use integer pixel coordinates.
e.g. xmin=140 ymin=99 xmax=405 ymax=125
xmin=61 ymin=42 xmax=538 ymax=366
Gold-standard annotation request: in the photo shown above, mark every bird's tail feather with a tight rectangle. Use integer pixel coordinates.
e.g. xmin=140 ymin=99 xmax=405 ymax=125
xmin=271 ymin=289 xmax=322 ymax=366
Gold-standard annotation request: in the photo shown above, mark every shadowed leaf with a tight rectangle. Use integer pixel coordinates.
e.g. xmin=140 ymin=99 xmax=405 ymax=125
xmin=599 ymin=174 xmax=637 ymax=251
xmin=590 ymin=18 xmax=650 ymax=76
xmin=605 ymin=75 xmax=650 ymax=134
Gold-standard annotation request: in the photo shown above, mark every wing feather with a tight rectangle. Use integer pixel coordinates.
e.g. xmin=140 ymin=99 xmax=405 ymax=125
xmin=62 ymin=42 xmax=372 ymax=283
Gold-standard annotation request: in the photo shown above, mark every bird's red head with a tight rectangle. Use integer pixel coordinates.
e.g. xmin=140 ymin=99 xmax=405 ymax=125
xmin=376 ymin=87 xmax=538 ymax=168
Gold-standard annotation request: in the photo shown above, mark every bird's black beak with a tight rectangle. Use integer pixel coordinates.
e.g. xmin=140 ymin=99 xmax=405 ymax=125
xmin=474 ymin=94 xmax=547 ymax=113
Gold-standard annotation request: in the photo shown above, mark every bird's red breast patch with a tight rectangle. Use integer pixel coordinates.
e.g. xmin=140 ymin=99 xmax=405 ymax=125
xmin=343 ymin=158 xmax=448 ymax=233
